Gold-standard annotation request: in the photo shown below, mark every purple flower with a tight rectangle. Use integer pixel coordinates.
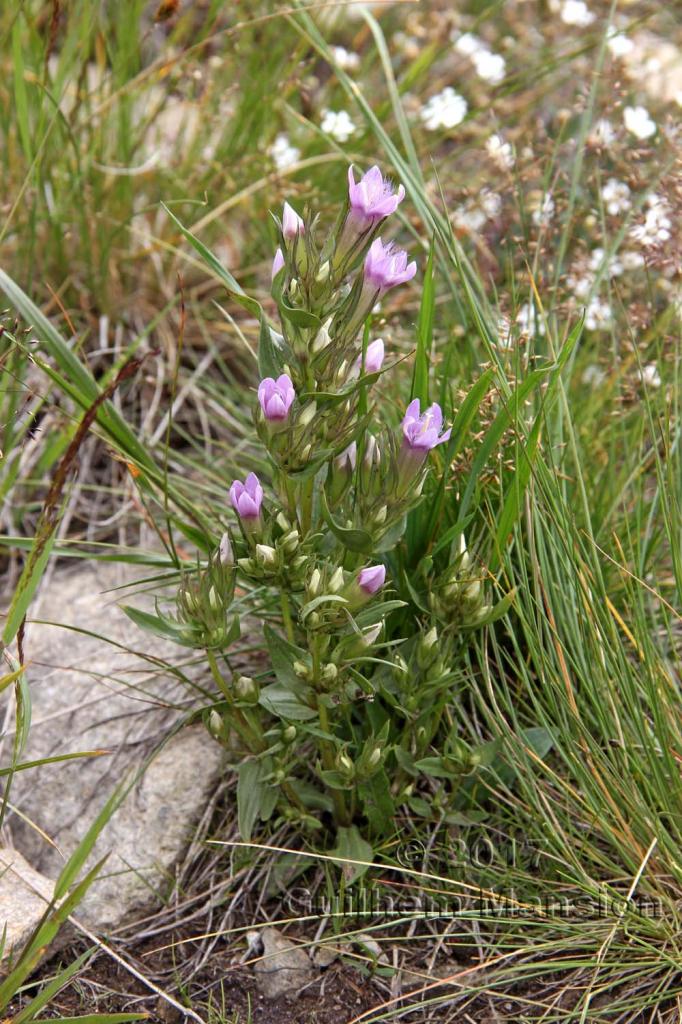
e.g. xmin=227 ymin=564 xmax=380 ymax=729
xmin=271 ymin=247 xmax=285 ymax=279
xmin=347 ymin=165 xmax=405 ymax=229
xmin=402 ymin=399 xmax=451 ymax=451
xmin=282 ymin=201 xmax=304 ymax=241
xmin=364 ymin=238 xmax=417 ymax=294
xmin=230 ymin=473 xmax=263 ymax=520
xmin=357 ymin=339 xmax=385 ymax=375
xmin=357 ymin=564 xmax=386 ymax=595
xmin=258 ymin=374 xmax=295 ymax=422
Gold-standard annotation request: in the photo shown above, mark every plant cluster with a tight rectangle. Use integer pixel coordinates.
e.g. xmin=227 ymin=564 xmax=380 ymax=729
xmin=130 ymin=168 xmax=511 ymax=852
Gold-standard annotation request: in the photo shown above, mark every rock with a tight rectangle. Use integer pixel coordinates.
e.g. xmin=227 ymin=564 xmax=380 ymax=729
xmin=253 ymin=927 xmax=316 ymax=999
xmin=0 ymin=848 xmax=56 ymax=962
xmin=6 ymin=562 xmax=224 ymax=933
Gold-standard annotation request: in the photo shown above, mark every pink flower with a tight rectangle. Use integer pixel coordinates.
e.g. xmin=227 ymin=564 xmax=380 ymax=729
xmin=230 ymin=473 xmax=263 ymax=520
xmin=347 ymin=165 xmax=405 ymax=229
xmin=356 ymin=339 xmax=382 ymax=376
xmin=357 ymin=564 xmax=386 ymax=595
xmin=271 ymin=247 xmax=285 ymax=279
xmin=401 ymin=399 xmax=451 ymax=451
xmin=258 ymin=374 xmax=295 ymax=422
xmin=364 ymin=238 xmax=417 ymax=294
xmin=282 ymin=201 xmax=304 ymax=241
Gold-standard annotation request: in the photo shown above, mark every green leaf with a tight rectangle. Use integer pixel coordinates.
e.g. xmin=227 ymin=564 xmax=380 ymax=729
xmin=162 ymin=204 xmax=262 ymax=318
xmin=121 ymin=605 xmax=184 ymax=643
xmin=359 ymin=768 xmax=395 ymax=834
xmin=259 ymin=682 xmax=317 ymax=721
xmin=258 ymin=317 xmax=287 ymax=380
xmin=263 ymin=623 xmax=309 ymax=689
xmin=237 ymin=759 xmax=279 ymax=841
xmin=278 ymin=300 xmax=321 ymax=331
xmin=321 ymin=490 xmax=373 ymax=553
xmin=331 ymin=825 xmax=374 ymax=884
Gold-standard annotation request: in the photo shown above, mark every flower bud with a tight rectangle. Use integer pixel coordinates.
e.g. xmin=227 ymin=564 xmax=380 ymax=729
xmin=315 ymin=260 xmax=331 ymax=283
xmin=276 ymin=511 xmax=291 ymax=532
xmin=235 ymin=675 xmax=259 ymax=703
xmin=293 ymin=660 xmax=311 ymax=679
xmin=393 ymin=655 xmax=409 ymax=684
xmin=367 ymin=746 xmax=382 ymax=768
xmin=280 ymin=529 xmax=300 ymax=555
xmin=219 ymin=532 xmax=234 ymax=567
xmin=311 ymin=324 xmax=332 ymax=353
xmin=321 ymin=662 xmax=338 ymax=684
xmin=208 ymin=709 xmax=224 ymax=739
xmin=297 ymin=402 xmax=317 ymax=429
xmin=255 ymin=543 xmax=278 ymax=568
xmin=282 ymin=724 xmax=297 ymax=744
xmin=329 ymin=567 xmax=345 ymax=593
xmin=308 ymin=568 xmax=322 ymax=597
xmin=282 ymin=200 xmax=304 ymax=240
xmin=372 ymin=505 xmax=387 ymax=526
xmin=336 ymin=751 xmax=355 ymax=779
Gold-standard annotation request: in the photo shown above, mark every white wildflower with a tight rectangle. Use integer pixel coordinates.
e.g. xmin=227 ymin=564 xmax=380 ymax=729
xmin=584 ymin=297 xmax=612 ymax=331
xmin=630 ymin=193 xmax=672 ymax=247
xmin=623 ymin=105 xmax=656 ymax=140
xmin=588 ymin=248 xmax=623 ymax=277
xmin=486 ymin=133 xmax=515 ymax=169
xmin=607 ymin=30 xmax=634 ymax=58
xmin=419 ymin=88 xmax=467 ymax=131
xmin=560 ymin=0 xmax=595 ymax=27
xmin=330 ymin=46 xmax=361 ymax=71
xmin=601 ymin=178 xmax=631 ymax=216
xmin=582 ymin=364 xmax=606 ymax=386
xmin=453 ymin=32 xmax=506 ymax=84
xmin=621 ymin=251 xmax=645 ymax=270
xmin=453 ymin=32 xmax=481 ymax=56
xmin=516 ymin=302 xmax=546 ymax=336
xmin=589 ymin=118 xmax=616 ymax=146
xmin=532 ymin=194 xmax=555 ymax=227
xmin=639 ymin=363 xmax=661 ymax=388
xmin=269 ymin=133 xmax=301 ymax=171
xmin=320 ymin=109 xmax=356 ymax=142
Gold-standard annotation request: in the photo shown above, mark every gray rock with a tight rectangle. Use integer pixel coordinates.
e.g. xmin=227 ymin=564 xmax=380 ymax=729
xmin=0 ymin=847 xmax=55 ymax=962
xmin=253 ymin=927 xmax=316 ymax=999
xmin=5 ymin=562 xmax=224 ymax=932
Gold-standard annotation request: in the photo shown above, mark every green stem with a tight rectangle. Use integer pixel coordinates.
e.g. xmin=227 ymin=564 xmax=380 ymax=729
xmin=206 ymin=649 xmax=262 ymax=752
xmin=281 ymin=591 xmax=295 ymax=643
xmin=312 ymin=637 xmax=351 ymax=827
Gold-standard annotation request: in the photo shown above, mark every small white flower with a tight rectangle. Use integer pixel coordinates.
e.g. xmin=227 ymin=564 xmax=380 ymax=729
xmin=486 ymin=133 xmax=515 ymax=169
xmin=454 ymin=189 xmax=502 ymax=232
xmin=453 ymin=32 xmax=481 ymax=56
xmin=497 ymin=315 xmax=513 ymax=349
xmin=640 ymin=363 xmax=661 ymax=388
xmin=623 ymin=105 xmax=657 ymax=140
xmin=607 ymin=30 xmax=634 ymax=58
xmin=330 ymin=46 xmax=361 ymax=71
xmin=621 ymin=251 xmax=645 ymax=270
xmin=269 ymin=133 xmax=301 ymax=171
xmin=630 ymin=193 xmax=672 ymax=247
xmin=516 ymin=302 xmax=546 ymax=336
xmin=588 ymin=248 xmax=623 ymax=277
xmin=582 ymin=364 xmax=606 ymax=386
xmin=584 ymin=297 xmax=612 ymax=331
xmin=532 ymin=194 xmax=555 ymax=227
xmin=560 ymin=0 xmax=595 ymax=26
xmin=320 ymin=109 xmax=356 ymax=142
xmin=567 ymin=272 xmax=594 ymax=299
xmin=472 ymin=49 xmax=506 ymax=84
xmin=601 ymin=178 xmax=631 ymax=216
xmin=589 ymin=118 xmax=616 ymax=146
xmin=419 ymin=87 xmax=467 ymax=131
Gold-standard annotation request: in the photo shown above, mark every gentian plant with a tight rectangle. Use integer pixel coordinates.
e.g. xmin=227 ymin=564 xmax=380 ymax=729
xmin=131 ymin=167 xmax=512 ymax=855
